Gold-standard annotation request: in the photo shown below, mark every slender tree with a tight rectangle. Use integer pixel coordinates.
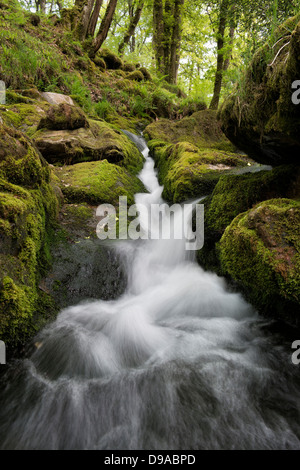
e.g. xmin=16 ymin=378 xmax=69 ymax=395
xmin=209 ymin=0 xmax=230 ymax=110
xmin=92 ymin=0 xmax=119 ymax=55
xmin=118 ymin=0 xmax=145 ymax=55
xmin=87 ymin=0 xmax=103 ymax=37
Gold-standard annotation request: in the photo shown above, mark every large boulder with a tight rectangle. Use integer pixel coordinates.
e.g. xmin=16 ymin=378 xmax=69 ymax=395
xmin=53 ymin=159 xmax=145 ymax=206
xmin=0 ymin=123 xmax=59 ymax=350
xmin=145 ymin=109 xmax=233 ymax=151
xmin=38 ymin=103 xmax=88 ymax=131
xmin=219 ymin=16 xmax=300 ymax=166
xmin=34 ymin=120 xmax=144 ymax=173
xmin=145 ymin=109 xmax=255 ymax=202
xmin=197 ymin=165 xmax=300 ymax=272
xmin=218 ymin=198 xmax=300 ymax=325
xmin=149 ymin=140 xmax=253 ymax=203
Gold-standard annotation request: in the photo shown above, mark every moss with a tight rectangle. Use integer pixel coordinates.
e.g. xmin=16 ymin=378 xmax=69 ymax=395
xmin=122 ymin=63 xmax=136 ymax=72
xmin=53 ymin=159 xmax=145 ymax=206
xmin=218 ymin=198 xmax=300 ymax=323
xmin=145 ymin=109 xmax=235 ymax=151
xmin=99 ymin=48 xmax=123 ymax=70
xmin=0 ymin=101 xmax=50 ymax=136
xmin=138 ymin=67 xmax=152 ymax=81
xmin=37 ymin=103 xmax=88 ymax=131
xmin=148 ymin=138 xmax=252 ymax=203
xmin=0 ymin=276 xmax=33 ymax=346
xmin=206 ymin=165 xmax=300 ymax=239
xmin=127 ymin=70 xmax=145 ymax=82
xmin=197 ymin=165 xmax=300 ymax=272
xmin=33 ymin=119 xmax=144 ymax=174
xmin=0 ymin=124 xmax=60 ymax=350
xmin=219 ymin=16 xmax=300 ymax=165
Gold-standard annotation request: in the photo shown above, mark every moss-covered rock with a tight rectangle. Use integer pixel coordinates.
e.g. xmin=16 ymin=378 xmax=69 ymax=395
xmin=127 ymin=70 xmax=145 ymax=82
xmin=145 ymin=109 xmax=235 ymax=151
xmin=0 ymin=124 xmax=60 ymax=350
xmin=219 ymin=15 xmax=300 ymax=166
xmin=93 ymin=55 xmax=107 ymax=70
xmin=197 ymin=165 xmax=300 ymax=272
xmin=122 ymin=62 xmax=136 ymax=72
xmin=41 ymin=203 xmax=127 ymax=311
xmin=218 ymin=199 xmax=300 ymax=325
xmin=99 ymin=48 xmax=123 ymax=70
xmin=33 ymin=120 xmax=144 ymax=173
xmin=0 ymin=124 xmax=49 ymax=188
xmin=138 ymin=67 xmax=152 ymax=81
xmin=149 ymin=140 xmax=253 ymax=203
xmin=53 ymin=159 xmax=145 ymax=206
xmin=145 ymin=110 xmax=253 ymax=203
xmin=0 ymin=101 xmax=50 ymax=137
xmin=38 ymin=103 xmax=88 ymax=131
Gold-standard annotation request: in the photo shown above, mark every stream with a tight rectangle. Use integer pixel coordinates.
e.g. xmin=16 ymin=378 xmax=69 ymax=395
xmin=0 ymin=134 xmax=300 ymax=450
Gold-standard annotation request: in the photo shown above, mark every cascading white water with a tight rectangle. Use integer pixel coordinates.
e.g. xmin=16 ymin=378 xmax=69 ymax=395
xmin=0 ymin=134 xmax=300 ymax=450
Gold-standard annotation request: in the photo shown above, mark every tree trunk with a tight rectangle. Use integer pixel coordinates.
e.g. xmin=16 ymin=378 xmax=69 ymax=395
xmin=118 ymin=0 xmax=144 ymax=55
xmin=36 ymin=0 xmax=46 ymax=13
xmin=209 ymin=0 xmax=229 ymax=110
xmin=92 ymin=0 xmax=118 ymax=56
xmin=162 ymin=0 xmax=173 ymax=78
xmin=87 ymin=0 xmax=103 ymax=37
xmin=169 ymin=0 xmax=184 ymax=84
xmin=76 ymin=0 xmax=95 ymax=41
xmin=153 ymin=0 xmax=164 ymax=74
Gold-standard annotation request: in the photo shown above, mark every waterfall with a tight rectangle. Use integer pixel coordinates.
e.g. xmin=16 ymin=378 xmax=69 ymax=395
xmin=0 ymin=134 xmax=299 ymax=450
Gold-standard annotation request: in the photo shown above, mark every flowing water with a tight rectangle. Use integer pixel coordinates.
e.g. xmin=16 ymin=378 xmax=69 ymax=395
xmin=0 ymin=135 xmax=300 ymax=450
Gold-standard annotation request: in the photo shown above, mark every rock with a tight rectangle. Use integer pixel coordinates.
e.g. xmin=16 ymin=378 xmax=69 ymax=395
xmin=41 ymin=92 xmax=75 ymax=107
xmin=0 ymin=123 xmax=60 ymax=349
xmin=0 ymin=100 xmax=50 ymax=136
xmin=34 ymin=120 xmax=144 ymax=173
xmin=42 ymin=203 xmax=127 ymax=309
xmin=53 ymin=159 xmax=145 ymax=206
xmin=219 ymin=17 xmax=300 ymax=166
xmin=38 ymin=103 xmax=88 ymax=131
xmin=149 ymin=141 xmax=252 ymax=203
xmin=145 ymin=110 xmax=235 ymax=151
xmin=98 ymin=48 xmax=123 ymax=70
xmin=127 ymin=70 xmax=144 ymax=82
xmin=145 ymin=109 xmax=253 ymax=202
xmin=197 ymin=165 xmax=300 ymax=272
xmin=218 ymin=199 xmax=300 ymax=325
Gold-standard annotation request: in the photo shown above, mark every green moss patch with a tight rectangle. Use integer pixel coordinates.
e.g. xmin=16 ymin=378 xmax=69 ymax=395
xmin=0 ymin=124 xmax=60 ymax=350
xmin=148 ymin=139 xmax=252 ymax=203
xmin=218 ymin=198 xmax=300 ymax=323
xmin=54 ymin=160 xmax=145 ymax=206
xmin=145 ymin=109 xmax=235 ymax=151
